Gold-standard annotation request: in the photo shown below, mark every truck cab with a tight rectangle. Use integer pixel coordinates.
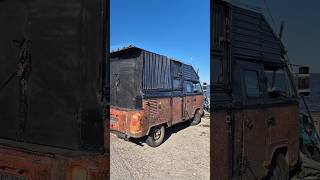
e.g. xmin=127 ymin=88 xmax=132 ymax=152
xmin=212 ymin=1 xmax=300 ymax=179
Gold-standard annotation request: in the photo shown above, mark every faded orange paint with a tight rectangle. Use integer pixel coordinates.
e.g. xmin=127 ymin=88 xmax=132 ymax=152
xmin=110 ymin=107 xmax=146 ymax=138
xmin=0 ymin=145 xmax=108 ymax=180
xmin=110 ymin=96 xmax=204 ymax=138
xmin=212 ymin=104 xmax=300 ymax=179
xmin=172 ymin=97 xmax=183 ymax=124
xmin=265 ymin=105 xmax=300 ymax=168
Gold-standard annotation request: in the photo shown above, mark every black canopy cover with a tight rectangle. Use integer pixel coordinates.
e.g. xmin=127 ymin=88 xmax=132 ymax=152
xmin=0 ymin=0 xmax=107 ymax=152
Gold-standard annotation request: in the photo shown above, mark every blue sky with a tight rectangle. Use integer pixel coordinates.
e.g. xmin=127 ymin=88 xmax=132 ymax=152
xmin=111 ymin=0 xmax=210 ymax=82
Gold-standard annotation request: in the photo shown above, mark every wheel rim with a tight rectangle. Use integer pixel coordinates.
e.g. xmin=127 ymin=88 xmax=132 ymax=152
xmin=153 ymin=128 xmax=161 ymax=140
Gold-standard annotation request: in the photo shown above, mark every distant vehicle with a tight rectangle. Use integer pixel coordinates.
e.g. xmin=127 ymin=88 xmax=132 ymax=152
xmin=110 ymin=47 xmax=204 ymax=147
xmin=202 ymin=82 xmax=210 ymax=113
xmin=202 ymin=82 xmax=208 ymax=93
xmin=212 ymin=0 xmax=309 ymax=179
xmin=0 ymin=1 xmax=109 ymax=179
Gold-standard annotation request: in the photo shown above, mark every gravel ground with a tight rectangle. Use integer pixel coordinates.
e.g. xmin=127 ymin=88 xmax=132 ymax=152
xmin=292 ymin=153 xmax=320 ymax=180
xmin=110 ymin=114 xmax=210 ymax=180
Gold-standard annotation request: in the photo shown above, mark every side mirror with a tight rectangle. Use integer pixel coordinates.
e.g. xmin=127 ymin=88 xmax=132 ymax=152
xmin=298 ymin=66 xmax=310 ymax=96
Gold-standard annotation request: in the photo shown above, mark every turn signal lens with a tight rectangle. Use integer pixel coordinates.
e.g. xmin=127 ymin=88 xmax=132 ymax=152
xmin=130 ymin=114 xmax=142 ymax=134
xmin=71 ymin=166 xmax=88 ymax=180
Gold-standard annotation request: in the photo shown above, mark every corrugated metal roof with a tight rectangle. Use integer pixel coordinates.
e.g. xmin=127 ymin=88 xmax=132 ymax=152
xmin=212 ymin=0 xmax=285 ymax=64
xmin=231 ymin=5 xmax=283 ymax=63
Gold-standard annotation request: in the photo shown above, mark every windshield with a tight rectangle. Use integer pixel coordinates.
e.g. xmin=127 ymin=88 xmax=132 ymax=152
xmin=265 ymin=66 xmax=295 ymax=98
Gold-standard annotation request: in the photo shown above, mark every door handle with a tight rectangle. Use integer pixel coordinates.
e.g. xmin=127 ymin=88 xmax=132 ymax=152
xmin=245 ymin=119 xmax=254 ymax=129
xmin=267 ymin=116 xmax=276 ymax=126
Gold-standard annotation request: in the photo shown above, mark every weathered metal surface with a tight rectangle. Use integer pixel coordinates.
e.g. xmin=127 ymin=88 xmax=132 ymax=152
xmin=0 ymin=0 xmax=109 ymax=179
xmin=110 ymin=106 xmax=146 ymax=138
xmin=231 ymin=5 xmax=283 ymax=63
xmin=212 ymin=0 xmax=300 ymax=179
xmin=110 ymin=96 xmax=204 ymax=138
xmin=110 ymin=49 xmax=143 ymax=110
xmin=172 ymin=97 xmax=183 ymax=124
xmin=211 ymin=111 xmax=230 ymax=180
xmin=183 ymin=65 xmax=199 ymax=82
xmin=142 ymin=52 xmax=172 ymax=90
xmin=110 ymin=46 xmax=204 ymax=139
xmin=265 ymin=105 xmax=300 ymax=168
xmin=0 ymin=146 xmax=108 ymax=180
xmin=234 ymin=105 xmax=299 ymax=179
xmin=0 ymin=0 xmax=106 ymax=152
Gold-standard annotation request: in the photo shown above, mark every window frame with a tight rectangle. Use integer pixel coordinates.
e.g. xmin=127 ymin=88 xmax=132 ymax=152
xmin=243 ymin=70 xmax=262 ymax=98
xmin=237 ymin=60 xmax=266 ymax=106
xmin=263 ymin=64 xmax=298 ymax=104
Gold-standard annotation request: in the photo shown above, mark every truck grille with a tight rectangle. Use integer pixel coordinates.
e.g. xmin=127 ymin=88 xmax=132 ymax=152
xmin=148 ymin=100 xmax=158 ymax=116
xmin=0 ymin=172 xmax=26 ymax=180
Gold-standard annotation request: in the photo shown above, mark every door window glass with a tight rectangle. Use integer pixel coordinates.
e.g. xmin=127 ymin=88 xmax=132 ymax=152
xmin=265 ymin=66 xmax=295 ymax=98
xmin=244 ymin=70 xmax=261 ymax=97
xmin=173 ymin=78 xmax=181 ymax=89
xmin=184 ymin=81 xmax=192 ymax=93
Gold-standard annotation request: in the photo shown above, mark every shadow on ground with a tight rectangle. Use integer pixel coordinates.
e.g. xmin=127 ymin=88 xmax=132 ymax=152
xmin=128 ymin=120 xmax=193 ymax=147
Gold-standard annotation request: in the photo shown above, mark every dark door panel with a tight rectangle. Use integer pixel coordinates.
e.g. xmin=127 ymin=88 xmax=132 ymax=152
xmin=238 ymin=60 xmax=269 ymax=179
xmin=0 ymin=0 xmax=106 ymax=152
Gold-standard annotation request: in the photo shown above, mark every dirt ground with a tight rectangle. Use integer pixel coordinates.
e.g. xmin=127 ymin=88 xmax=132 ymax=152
xmin=292 ymin=153 xmax=320 ymax=180
xmin=110 ymin=114 xmax=210 ymax=180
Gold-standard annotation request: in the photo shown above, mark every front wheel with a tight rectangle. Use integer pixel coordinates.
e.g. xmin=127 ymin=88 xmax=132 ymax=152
xmin=190 ymin=110 xmax=201 ymax=125
xmin=146 ymin=125 xmax=165 ymax=147
xmin=267 ymin=154 xmax=289 ymax=180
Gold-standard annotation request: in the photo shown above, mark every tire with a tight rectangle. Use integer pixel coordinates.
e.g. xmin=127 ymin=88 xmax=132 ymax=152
xmin=268 ymin=154 xmax=289 ymax=180
xmin=146 ymin=125 xmax=165 ymax=147
xmin=190 ymin=110 xmax=201 ymax=126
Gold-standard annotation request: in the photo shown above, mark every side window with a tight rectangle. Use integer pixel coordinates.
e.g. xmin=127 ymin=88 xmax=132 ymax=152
xmin=173 ymin=78 xmax=181 ymax=89
xmin=244 ymin=70 xmax=261 ymax=97
xmin=184 ymin=81 xmax=192 ymax=94
xmin=193 ymin=82 xmax=202 ymax=93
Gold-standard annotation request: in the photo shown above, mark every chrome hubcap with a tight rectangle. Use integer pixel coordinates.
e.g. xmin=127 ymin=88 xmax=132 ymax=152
xmin=154 ymin=129 xmax=161 ymax=140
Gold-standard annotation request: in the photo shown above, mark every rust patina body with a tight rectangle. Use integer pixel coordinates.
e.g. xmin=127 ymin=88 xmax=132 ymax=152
xmin=111 ymin=95 xmax=204 ymax=139
xmin=212 ymin=0 xmax=300 ymax=179
xmin=213 ymin=105 xmax=299 ymax=179
xmin=0 ymin=145 xmax=108 ymax=180
xmin=0 ymin=0 xmax=109 ymax=179
xmin=110 ymin=47 xmax=204 ymax=145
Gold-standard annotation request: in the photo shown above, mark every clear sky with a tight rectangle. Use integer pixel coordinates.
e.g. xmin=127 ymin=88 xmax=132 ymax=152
xmin=110 ymin=0 xmax=210 ymax=82
xmin=229 ymin=0 xmax=320 ymax=73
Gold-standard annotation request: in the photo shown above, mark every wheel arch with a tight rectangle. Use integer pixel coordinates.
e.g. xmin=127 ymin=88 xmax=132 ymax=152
xmin=193 ymin=108 xmax=201 ymax=116
xmin=270 ymin=146 xmax=288 ymax=167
